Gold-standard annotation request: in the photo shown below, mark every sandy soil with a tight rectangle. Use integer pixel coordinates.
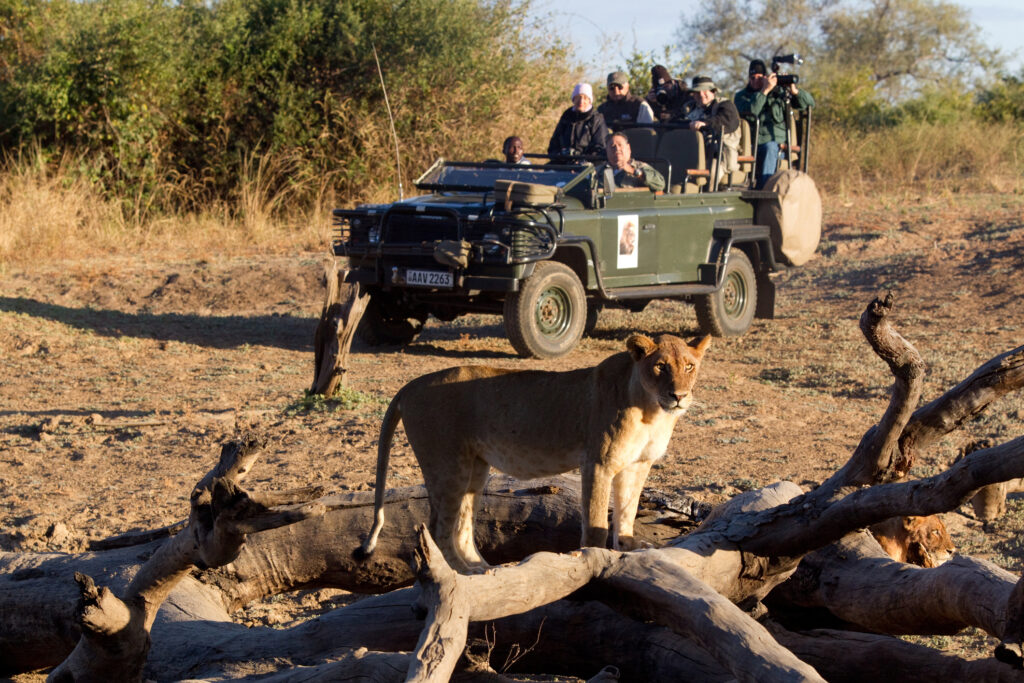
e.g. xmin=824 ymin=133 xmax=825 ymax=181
xmin=1 ymin=192 xmax=1023 ymax=673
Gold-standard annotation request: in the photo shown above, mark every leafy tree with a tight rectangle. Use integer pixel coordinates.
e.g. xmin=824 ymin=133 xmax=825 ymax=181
xmin=675 ymin=0 xmax=1004 ymax=101
xmin=0 ymin=0 xmax=575 ymax=210
xmin=976 ymin=69 xmax=1024 ymax=122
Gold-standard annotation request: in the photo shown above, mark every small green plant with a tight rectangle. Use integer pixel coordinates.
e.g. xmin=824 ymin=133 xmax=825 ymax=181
xmin=286 ymin=387 xmax=384 ymax=415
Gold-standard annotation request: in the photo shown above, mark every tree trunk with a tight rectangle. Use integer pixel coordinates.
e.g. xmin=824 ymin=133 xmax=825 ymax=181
xmin=310 ymin=259 xmax=369 ymax=396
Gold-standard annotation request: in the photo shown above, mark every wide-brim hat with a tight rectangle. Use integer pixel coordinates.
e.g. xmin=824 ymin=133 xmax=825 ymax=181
xmin=690 ymin=76 xmax=717 ymax=92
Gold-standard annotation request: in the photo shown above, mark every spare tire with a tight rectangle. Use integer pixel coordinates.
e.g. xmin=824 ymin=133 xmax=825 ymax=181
xmin=756 ymin=169 xmax=822 ymax=267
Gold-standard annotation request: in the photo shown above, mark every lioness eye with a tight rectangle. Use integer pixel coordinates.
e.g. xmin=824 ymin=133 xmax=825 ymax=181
xmin=685 ymin=363 xmax=694 ymax=372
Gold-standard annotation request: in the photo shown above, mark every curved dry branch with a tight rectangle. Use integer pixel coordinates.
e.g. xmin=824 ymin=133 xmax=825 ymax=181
xmin=901 ymin=344 xmax=1024 ymax=465
xmin=707 ymin=435 xmax=1024 ymax=559
xmin=825 ymin=293 xmax=926 ymax=489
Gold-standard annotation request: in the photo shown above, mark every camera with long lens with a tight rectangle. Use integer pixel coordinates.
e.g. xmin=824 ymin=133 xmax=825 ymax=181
xmin=655 ymin=83 xmax=673 ymax=105
xmin=771 ymin=53 xmax=803 ymax=88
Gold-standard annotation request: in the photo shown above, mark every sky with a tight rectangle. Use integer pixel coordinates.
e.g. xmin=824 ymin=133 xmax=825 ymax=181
xmin=533 ymin=0 xmax=1024 ymax=82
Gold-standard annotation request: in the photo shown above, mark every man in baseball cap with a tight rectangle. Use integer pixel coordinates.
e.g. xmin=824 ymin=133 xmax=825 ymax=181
xmin=598 ymin=71 xmax=655 ymax=127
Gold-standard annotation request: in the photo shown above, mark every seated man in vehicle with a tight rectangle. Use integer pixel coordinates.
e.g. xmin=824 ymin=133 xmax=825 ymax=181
xmin=502 ymin=135 xmax=530 ymax=164
xmin=547 ymin=83 xmax=609 ymax=160
xmin=606 ymin=131 xmax=665 ymax=192
xmin=684 ymin=76 xmax=741 ymax=183
xmin=645 ymin=65 xmax=691 ymax=123
xmin=598 ymin=71 xmax=655 ymax=128
xmin=734 ymin=59 xmax=815 ymax=189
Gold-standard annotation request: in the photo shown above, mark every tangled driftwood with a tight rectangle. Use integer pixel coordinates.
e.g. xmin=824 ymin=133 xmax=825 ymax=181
xmin=3 ymin=295 xmax=1024 ymax=681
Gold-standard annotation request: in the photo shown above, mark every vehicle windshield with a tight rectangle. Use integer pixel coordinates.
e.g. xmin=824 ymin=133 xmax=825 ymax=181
xmin=414 ymin=159 xmax=592 ymax=192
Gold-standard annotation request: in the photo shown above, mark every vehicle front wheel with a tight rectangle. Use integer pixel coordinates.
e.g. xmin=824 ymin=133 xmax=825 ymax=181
xmin=357 ymin=297 xmax=425 ymax=346
xmin=503 ymin=261 xmax=586 ymax=359
xmin=694 ymin=248 xmax=757 ymax=337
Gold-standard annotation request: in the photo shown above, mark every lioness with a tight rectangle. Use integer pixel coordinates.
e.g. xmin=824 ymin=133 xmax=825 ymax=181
xmin=870 ymin=515 xmax=955 ymax=568
xmin=358 ymin=333 xmax=710 ymax=571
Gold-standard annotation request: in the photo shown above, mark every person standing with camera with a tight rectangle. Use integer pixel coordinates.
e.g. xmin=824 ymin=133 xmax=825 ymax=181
xmin=734 ymin=58 xmax=814 ymax=189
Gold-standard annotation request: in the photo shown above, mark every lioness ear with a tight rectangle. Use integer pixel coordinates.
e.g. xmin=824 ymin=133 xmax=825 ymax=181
xmin=691 ymin=334 xmax=711 ymax=357
xmin=626 ymin=334 xmax=656 ymax=361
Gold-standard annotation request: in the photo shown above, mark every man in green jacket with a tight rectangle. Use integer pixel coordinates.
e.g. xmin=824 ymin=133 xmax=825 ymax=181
xmin=734 ymin=59 xmax=814 ymax=189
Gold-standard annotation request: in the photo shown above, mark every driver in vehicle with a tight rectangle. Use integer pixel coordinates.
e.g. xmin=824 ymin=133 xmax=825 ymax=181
xmin=606 ymin=131 xmax=665 ymax=192
xmin=502 ymin=135 xmax=530 ymax=164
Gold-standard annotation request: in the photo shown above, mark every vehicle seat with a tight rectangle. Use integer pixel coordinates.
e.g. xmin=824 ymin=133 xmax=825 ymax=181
xmin=727 ymin=119 xmax=756 ymax=188
xmin=623 ymin=127 xmax=659 ymax=162
xmin=657 ymin=129 xmax=709 ymax=194
xmin=778 ymin=111 xmax=801 ymax=172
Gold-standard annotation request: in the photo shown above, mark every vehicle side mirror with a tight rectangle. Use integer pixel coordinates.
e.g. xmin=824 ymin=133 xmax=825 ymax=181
xmin=603 ymin=166 xmax=615 ymax=197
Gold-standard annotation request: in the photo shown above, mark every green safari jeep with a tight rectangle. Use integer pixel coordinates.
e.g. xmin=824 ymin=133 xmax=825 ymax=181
xmin=333 ymin=154 xmax=820 ymax=359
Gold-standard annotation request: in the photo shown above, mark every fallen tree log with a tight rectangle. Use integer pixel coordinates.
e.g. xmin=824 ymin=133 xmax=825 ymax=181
xmin=4 ymin=295 xmax=1024 ymax=681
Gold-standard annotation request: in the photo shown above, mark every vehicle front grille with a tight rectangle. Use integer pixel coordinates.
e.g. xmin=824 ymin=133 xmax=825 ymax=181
xmin=384 ymin=213 xmax=460 ymax=244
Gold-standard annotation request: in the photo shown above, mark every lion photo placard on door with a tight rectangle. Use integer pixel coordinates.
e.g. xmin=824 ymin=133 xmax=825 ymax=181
xmin=617 ymin=214 xmax=639 ymax=269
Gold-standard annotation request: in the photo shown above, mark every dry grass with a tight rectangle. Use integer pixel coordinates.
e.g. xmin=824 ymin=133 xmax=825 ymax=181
xmin=812 ymin=120 xmax=1024 ymax=197
xmin=0 ymin=147 xmax=334 ymax=267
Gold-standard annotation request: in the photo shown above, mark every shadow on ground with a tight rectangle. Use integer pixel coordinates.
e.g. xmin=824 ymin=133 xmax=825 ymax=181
xmin=0 ymin=297 xmax=314 ymax=351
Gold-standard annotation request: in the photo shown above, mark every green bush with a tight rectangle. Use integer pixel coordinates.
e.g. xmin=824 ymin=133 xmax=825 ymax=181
xmin=0 ymin=0 xmax=574 ymax=213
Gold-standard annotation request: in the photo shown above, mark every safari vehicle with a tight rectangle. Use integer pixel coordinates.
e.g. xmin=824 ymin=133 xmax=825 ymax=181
xmin=332 ymin=124 xmax=820 ymax=359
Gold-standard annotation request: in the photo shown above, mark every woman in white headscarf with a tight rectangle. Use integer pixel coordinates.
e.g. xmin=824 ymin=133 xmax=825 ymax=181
xmin=546 ymin=82 xmax=609 ymax=160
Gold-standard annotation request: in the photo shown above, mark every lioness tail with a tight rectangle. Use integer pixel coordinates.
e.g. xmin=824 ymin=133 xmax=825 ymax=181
xmin=356 ymin=391 xmax=402 ymax=559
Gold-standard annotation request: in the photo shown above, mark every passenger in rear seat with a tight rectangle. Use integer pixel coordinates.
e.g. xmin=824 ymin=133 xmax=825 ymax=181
xmin=598 ymin=71 xmax=655 ymax=128
xmin=645 ymin=65 xmax=691 ymax=124
xmin=684 ymin=76 xmax=741 ymax=183
xmin=547 ymin=82 xmax=610 ymax=160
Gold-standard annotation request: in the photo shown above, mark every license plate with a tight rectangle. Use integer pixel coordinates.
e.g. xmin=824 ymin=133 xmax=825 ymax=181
xmin=405 ymin=269 xmax=453 ymax=288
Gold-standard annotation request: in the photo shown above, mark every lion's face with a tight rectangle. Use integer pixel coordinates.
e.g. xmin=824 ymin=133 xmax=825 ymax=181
xmin=904 ymin=515 xmax=956 ymax=568
xmin=628 ymin=334 xmax=711 ymax=413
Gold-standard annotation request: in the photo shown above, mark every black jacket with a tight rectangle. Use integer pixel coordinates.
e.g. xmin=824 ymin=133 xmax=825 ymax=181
xmin=690 ymin=98 xmax=740 ymax=135
xmin=547 ymin=107 xmax=609 ymax=158
xmin=598 ymin=95 xmax=643 ymax=127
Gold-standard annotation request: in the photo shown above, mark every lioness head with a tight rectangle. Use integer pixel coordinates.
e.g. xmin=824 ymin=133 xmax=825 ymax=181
xmin=903 ymin=515 xmax=955 ymax=568
xmin=627 ymin=333 xmax=711 ymax=413
xmin=872 ymin=514 xmax=955 ymax=568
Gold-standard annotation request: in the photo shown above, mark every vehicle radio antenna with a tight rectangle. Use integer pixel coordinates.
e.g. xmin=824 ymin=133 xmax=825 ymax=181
xmin=372 ymin=43 xmax=404 ymax=200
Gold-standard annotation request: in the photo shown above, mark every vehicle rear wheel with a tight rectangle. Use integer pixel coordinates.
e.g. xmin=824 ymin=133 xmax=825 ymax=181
xmin=694 ymin=248 xmax=757 ymax=337
xmin=357 ymin=296 xmax=425 ymax=346
xmin=503 ymin=261 xmax=586 ymax=359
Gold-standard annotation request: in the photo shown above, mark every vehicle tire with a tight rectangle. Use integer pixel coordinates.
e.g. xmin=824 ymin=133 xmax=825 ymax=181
xmin=504 ymin=261 xmax=586 ymax=359
xmin=357 ymin=297 xmax=425 ymax=346
xmin=583 ymin=302 xmax=601 ymax=337
xmin=694 ymin=248 xmax=757 ymax=337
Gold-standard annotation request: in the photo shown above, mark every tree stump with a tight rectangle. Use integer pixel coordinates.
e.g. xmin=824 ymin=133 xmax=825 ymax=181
xmin=310 ymin=258 xmax=369 ymax=397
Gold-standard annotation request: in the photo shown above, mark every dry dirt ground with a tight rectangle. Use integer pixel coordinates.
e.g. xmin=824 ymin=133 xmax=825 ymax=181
xmin=1 ymin=192 xmax=1023 ymax=674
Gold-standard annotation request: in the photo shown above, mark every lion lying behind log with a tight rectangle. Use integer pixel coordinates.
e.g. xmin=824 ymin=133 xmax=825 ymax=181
xmin=357 ymin=333 xmax=711 ymax=571
xmin=870 ymin=515 xmax=955 ymax=568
